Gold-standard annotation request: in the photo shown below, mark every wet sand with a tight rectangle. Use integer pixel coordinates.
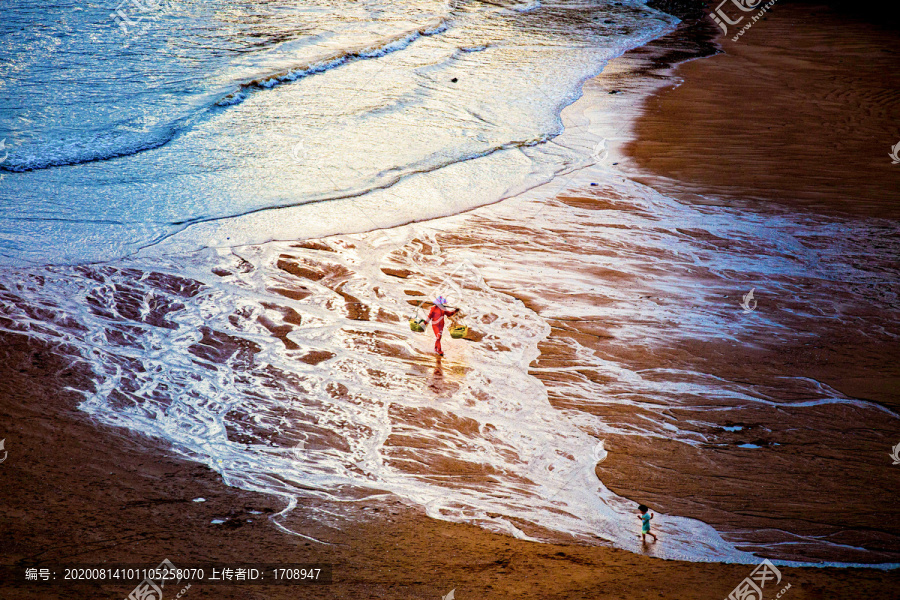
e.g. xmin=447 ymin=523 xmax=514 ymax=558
xmin=600 ymin=0 xmax=900 ymax=565
xmin=624 ymin=2 xmax=900 ymax=220
xmin=3 ymin=3 xmax=900 ymax=599
xmin=1 ymin=332 xmax=896 ymax=600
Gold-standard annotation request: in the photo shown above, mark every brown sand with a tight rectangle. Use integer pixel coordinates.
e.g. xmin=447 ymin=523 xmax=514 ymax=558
xmin=3 ymin=6 xmax=900 ymax=600
xmin=578 ymin=0 xmax=900 ymax=568
xmin=624 ymin=2 xmax=900 ymax=220
xmin=3 ymin=331 xmax=898 ymax=599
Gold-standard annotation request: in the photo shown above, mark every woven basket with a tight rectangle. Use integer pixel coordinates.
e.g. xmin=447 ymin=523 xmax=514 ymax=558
xmin=409 ymin=318 xmax=425 ymax=333
xmin=449 ymin=324 xmax=468 ymax=339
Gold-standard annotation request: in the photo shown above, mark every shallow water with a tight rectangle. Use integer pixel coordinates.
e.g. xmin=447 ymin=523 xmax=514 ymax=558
xmin=0 ymin=0 xmax=674 ymax=264
xmin=2 ymin=159 xmax=898 ymax=564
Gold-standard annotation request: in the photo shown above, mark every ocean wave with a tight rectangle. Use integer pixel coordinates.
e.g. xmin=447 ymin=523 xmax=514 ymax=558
xmin=0 ymin=122 xmax=185 ymax=173
xmin=215 ymin=19 xmax=450 ymax=107
xmin=0 ymin=20 xmax=450 ymax=174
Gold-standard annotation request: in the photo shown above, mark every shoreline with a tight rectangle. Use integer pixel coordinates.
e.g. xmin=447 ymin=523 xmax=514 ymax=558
xmin=3 ymin=6 xmax=900 ymax=600
xmin=600 ymin=0 xmax=900 ymax=568
xmin=509 ymin=5 xmax=900 ymax=565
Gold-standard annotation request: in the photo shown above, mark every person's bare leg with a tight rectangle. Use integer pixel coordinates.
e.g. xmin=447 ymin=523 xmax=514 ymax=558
xmin=432 ymin=324 xmax=444 ymax=355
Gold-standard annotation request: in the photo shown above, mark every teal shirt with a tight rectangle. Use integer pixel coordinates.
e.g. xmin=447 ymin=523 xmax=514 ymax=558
xmin=641 ymin=513 xmax=652 ymax=532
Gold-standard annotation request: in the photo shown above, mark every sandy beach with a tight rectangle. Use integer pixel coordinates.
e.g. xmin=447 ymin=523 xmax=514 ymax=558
xmin=625 ymin=2 xmax=900 ymax=220
xmin=0 ymin=330 xmax=895 ymax=597
xmin=2 ymin=1 xmax=899 ymax=598
xmin=590 ymin=0 xmax=900 ymax=565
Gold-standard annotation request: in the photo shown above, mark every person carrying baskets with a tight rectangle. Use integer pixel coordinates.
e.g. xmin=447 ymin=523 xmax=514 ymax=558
xmin=425 ymin=296 xmax=459 ymax=356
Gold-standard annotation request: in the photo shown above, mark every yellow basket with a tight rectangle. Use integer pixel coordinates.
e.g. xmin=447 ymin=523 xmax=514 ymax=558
xmin=409 ymin=318 xmax=425 ymax=333
xmin=449 ymin=324 xmax=468 ymax=339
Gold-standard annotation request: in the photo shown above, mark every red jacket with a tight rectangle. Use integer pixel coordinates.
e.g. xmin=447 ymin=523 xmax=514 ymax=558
xmin=427 ymin=305 xmax=457 ymax=327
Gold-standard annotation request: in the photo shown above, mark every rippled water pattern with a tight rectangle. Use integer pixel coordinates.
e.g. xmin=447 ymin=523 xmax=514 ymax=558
xmin=2 ymin=168 xmax=898 ymax=564
xmin=0 ymin=0 xmax=674 ymax=264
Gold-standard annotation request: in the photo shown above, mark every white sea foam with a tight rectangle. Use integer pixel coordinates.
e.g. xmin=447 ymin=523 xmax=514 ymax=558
xmin=0 ymin=0 xmax=676 ymax=265
xmin=2 ymin=163 xmax=897 ymax=565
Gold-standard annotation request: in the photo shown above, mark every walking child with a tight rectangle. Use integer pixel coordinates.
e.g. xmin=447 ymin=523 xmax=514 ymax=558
xmin=638 ymin=504 xmax=657 ymax=543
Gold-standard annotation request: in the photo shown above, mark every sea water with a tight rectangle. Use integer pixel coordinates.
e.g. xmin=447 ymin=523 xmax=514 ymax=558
xmin=1 ymin=0 xmax=674 ymax=264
